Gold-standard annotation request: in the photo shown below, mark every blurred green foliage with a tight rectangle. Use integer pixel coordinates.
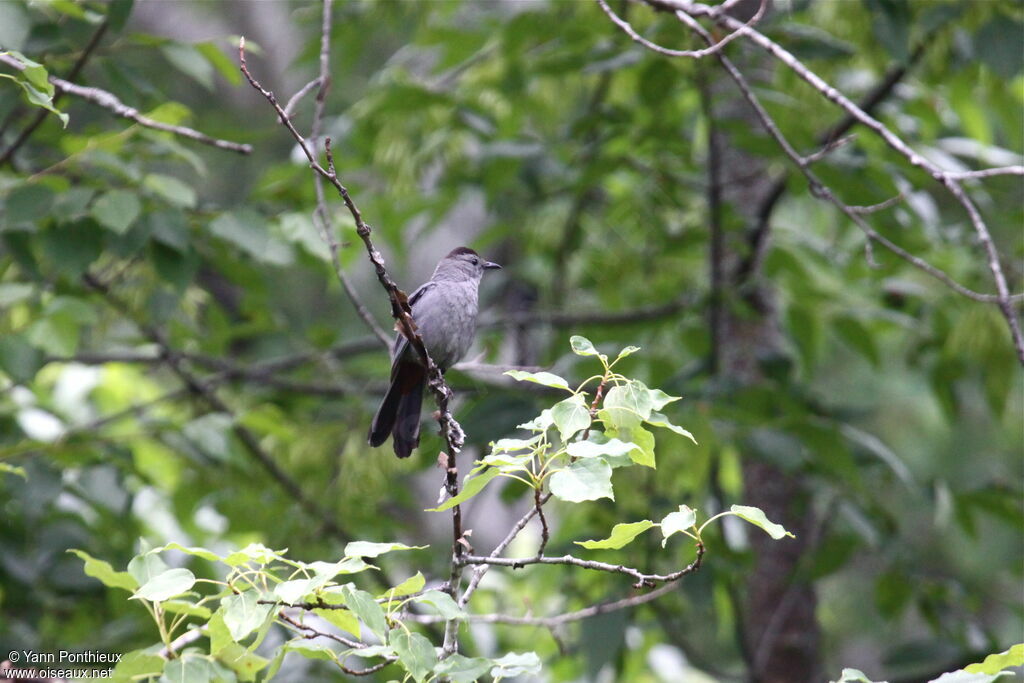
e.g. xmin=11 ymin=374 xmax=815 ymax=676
xmin=0 ymin=0 xmax=1021 ymax=681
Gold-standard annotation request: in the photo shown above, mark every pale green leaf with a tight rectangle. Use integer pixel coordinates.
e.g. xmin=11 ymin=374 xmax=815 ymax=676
xmin=648 ymin=389 xmax=681 ymax=410
xmin=434 ymin=654 xmax=493 ymax=682
xmin=504 ymin=369 xmax=571 ymax=391
xmin=566 ymin=437 xmax=641 ymax=459
xmin=384 ymin=571 xmax=426 ymax=599
xmin=570 ymin=335 xmax=599 ymax=356
xmin=344 ymin=586 xmax=387 ymax=639
xmin=964 ymin=644 xmax=1024 ymax=674
xmin=414 ymin=589 xmax=464 ymax=620
xmin=491 ymin=652 xmax=542 ymax=678
xmin=576 ymin=520 xmax=654 ymax=549
xmin=68 ymin=549 xmax=138 ymax=592
xmin=729 ymin=505 xmax=795 ymax=540
xmin=344 ymin=541 xmax=426 ymax=558
xmin=392 ymin=629 xmax=437 ymax=683
xmin=222 ymin=590 xmax=272 ymax=641
xmin=660 ymin=505 xmax=697 ymax=547
xmin=427 ymin=467 xmax=500 ymax=511
xmin=131 ymin=567 xmax=196 ymax=601
xmin=550 ymin=457 xmax=614 ymax=503
xmin=646 ymin=411 xmax=698 ymax=444
xmin=551 ymin=394 xmax=591 ymax=442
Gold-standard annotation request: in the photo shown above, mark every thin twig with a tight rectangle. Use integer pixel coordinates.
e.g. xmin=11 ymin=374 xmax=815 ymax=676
xmin=597 ymin=0 xmax=765 ymax=59
xmin=458 ymin=548 xmax=702 ymax=589
xmin=306 ymin=0 xmax=391 ymax=347
xmin=668 ymin=0 xmax=1024 ymax=363
xmin=239 ymin=32 xmax=468 ymax=656
xmin=283 ymin=77 xmax=322 ymax=118
xmin=0 ymin=53 xmax=252 ymax=155
xmin=946 ymin=166 xmax=1024 ymax=180
xmin=459 ymin=492 xmax=552 ymax=608
xmin=417 ymin=542 xmax=705 ymax=627
xmin=0 ymin=19 xmax=110 ymax=167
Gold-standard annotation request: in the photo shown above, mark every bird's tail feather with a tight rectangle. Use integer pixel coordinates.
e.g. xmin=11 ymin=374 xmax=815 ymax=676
xmin=368 ymin=361 xmax=425 ymax=458
xmin=392 ymin=377 xmax=424 ymax=459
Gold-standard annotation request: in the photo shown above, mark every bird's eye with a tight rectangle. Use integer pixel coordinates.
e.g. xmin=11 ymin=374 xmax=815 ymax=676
xmin=471 ymin=258 xmax=479 ymax=266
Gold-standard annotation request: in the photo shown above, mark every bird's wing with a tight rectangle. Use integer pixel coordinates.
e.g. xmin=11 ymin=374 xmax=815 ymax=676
xmin=390 ymin=280 xmax=437 ymax=369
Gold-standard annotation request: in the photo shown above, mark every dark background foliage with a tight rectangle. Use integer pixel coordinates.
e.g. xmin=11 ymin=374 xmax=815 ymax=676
xmin=0 ymin=0 xmax=1021 ymax=681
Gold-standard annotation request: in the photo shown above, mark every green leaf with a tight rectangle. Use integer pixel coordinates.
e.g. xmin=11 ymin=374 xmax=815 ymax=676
xmin=614 ymin=345 xmax=641 ymax=361
xmin=162 ymin=600 xmax=212 ymax=619
xmin=550 ymin=394 xmax=591 ymax=442
xmin=107 ymin=0 xmax=134 ymax=32
xmin=490 ymin=652 xmax=542 ymax=678
xmin=433 ymin=654 xmax=493 ymax=682
xmin=414 ymin=589 xmax=464 ymax=620
xmin=127 ymin=552 xmax=169 ymax=586
xmin=144 ymin=173 xmax=197 ymax=208
xmin=131 ymin=567 xmax=196 ymax=602
xmin=0 ymin=53 xmax=69 ymax=127
xmin=834 ymin=315 xmax=880 ymax=367
xmin=154 ymin=542 xmax=221 ymax=563
xmin=274 ymin=578 xmax=316 ymax=604
xmin=283 ymin=640 xmax=337 ymax=661
xmin=928 ymin=672 xmax=1014 ymax=683
xmin=576 ymin=520 xmax=654 ymax=550
xmin=111 ymin=649 xmax=164 ymax=680
xmin=647 ymin=389 xmax=679 ymax=411
xmin=209 ymin=209 xmax=293 ymax=265
xmin=216 ymin=642 xmax=269 ymax=682
xmin=489 ymin=436 xmax=541 ymax=452
xmin=550 ymin=457 xmax=614 ymax=503
xmin=161 ymin=43 xmax=214 ymax=90
xmin=625 ymin=425 xmax=656 ymax=467
xmin=566 ymin=437 xmax=640 ymax=460
xmin=68 ymin=549 xmax=138 ymax=592
xmin=0 ymin=4 xmax=31 ymax=50
xmin=604 ymin=381 xmax=653 ymax=421
xmin=0 ymin=334 xmax=44 ymax=384
xmin=384 ymin=571 xmax=426 ymax=599
xmin=832 ymin=669 xmax=879 ymax=683
xmin=91 ymin=190 xmax=141 ymax=234
xmin=503 ymin=369 xmax=571 ymax=391
xmin=964 ymin=644 xmax=1024 ymax=674
xmin=344 ymin=541 xmax=426 ymax=558
xmin=162 ymin=655 xmax=228 ymax=683
xmin=196 ymin=41 xmax=242 ymax=85
xmin=314 ymin=608 xmax=360 ymax=637
xmin=729 ymin=505 xmax=795 ymax=540
xmin=660 ymin=505 xmax=697 ymax=546
xmin=146 ymin=208 xmax=190 ymax=251
xmin=517 ymin=409 xmax=554 ymax=432
xmin=975 ymin=17 xmax=1024 ymax=79
xmin=427 ymin=467 xmax=500 ymax=511
xmin=222 ymin=590 xmax=272 ymax=641
xmin=0 ymin=463 xmax=27 ymax=479
xmin=645 ymin=412 xmax=698 ymax=444
xmin=344 ymin=586 xmax=388 ymax=639
xmin=392 ymin=629 xmax=437 ymax=682
xmin=3 ymin=183 xmax=54 ymax=228
xmin=570 ymin=335 xmax=599 ymax=356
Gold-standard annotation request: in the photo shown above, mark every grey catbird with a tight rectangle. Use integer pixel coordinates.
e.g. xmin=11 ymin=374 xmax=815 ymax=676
xmin=368 ymin=246 xmax=501 ymax=458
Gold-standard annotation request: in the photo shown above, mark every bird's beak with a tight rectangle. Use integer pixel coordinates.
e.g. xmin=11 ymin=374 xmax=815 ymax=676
xmin=484 ymin=261 xmax=502 ymax=270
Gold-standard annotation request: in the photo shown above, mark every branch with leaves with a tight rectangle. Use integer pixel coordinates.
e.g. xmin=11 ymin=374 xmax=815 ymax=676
xmin=598 ymin=0 xmax=1024 ymax=364
xmin=74 ymin=336 xmax=794 ymax=681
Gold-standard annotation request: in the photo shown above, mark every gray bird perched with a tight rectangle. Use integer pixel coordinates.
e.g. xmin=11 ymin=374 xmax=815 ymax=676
xmin=368 ymin=246 xmax=501 ymax=458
